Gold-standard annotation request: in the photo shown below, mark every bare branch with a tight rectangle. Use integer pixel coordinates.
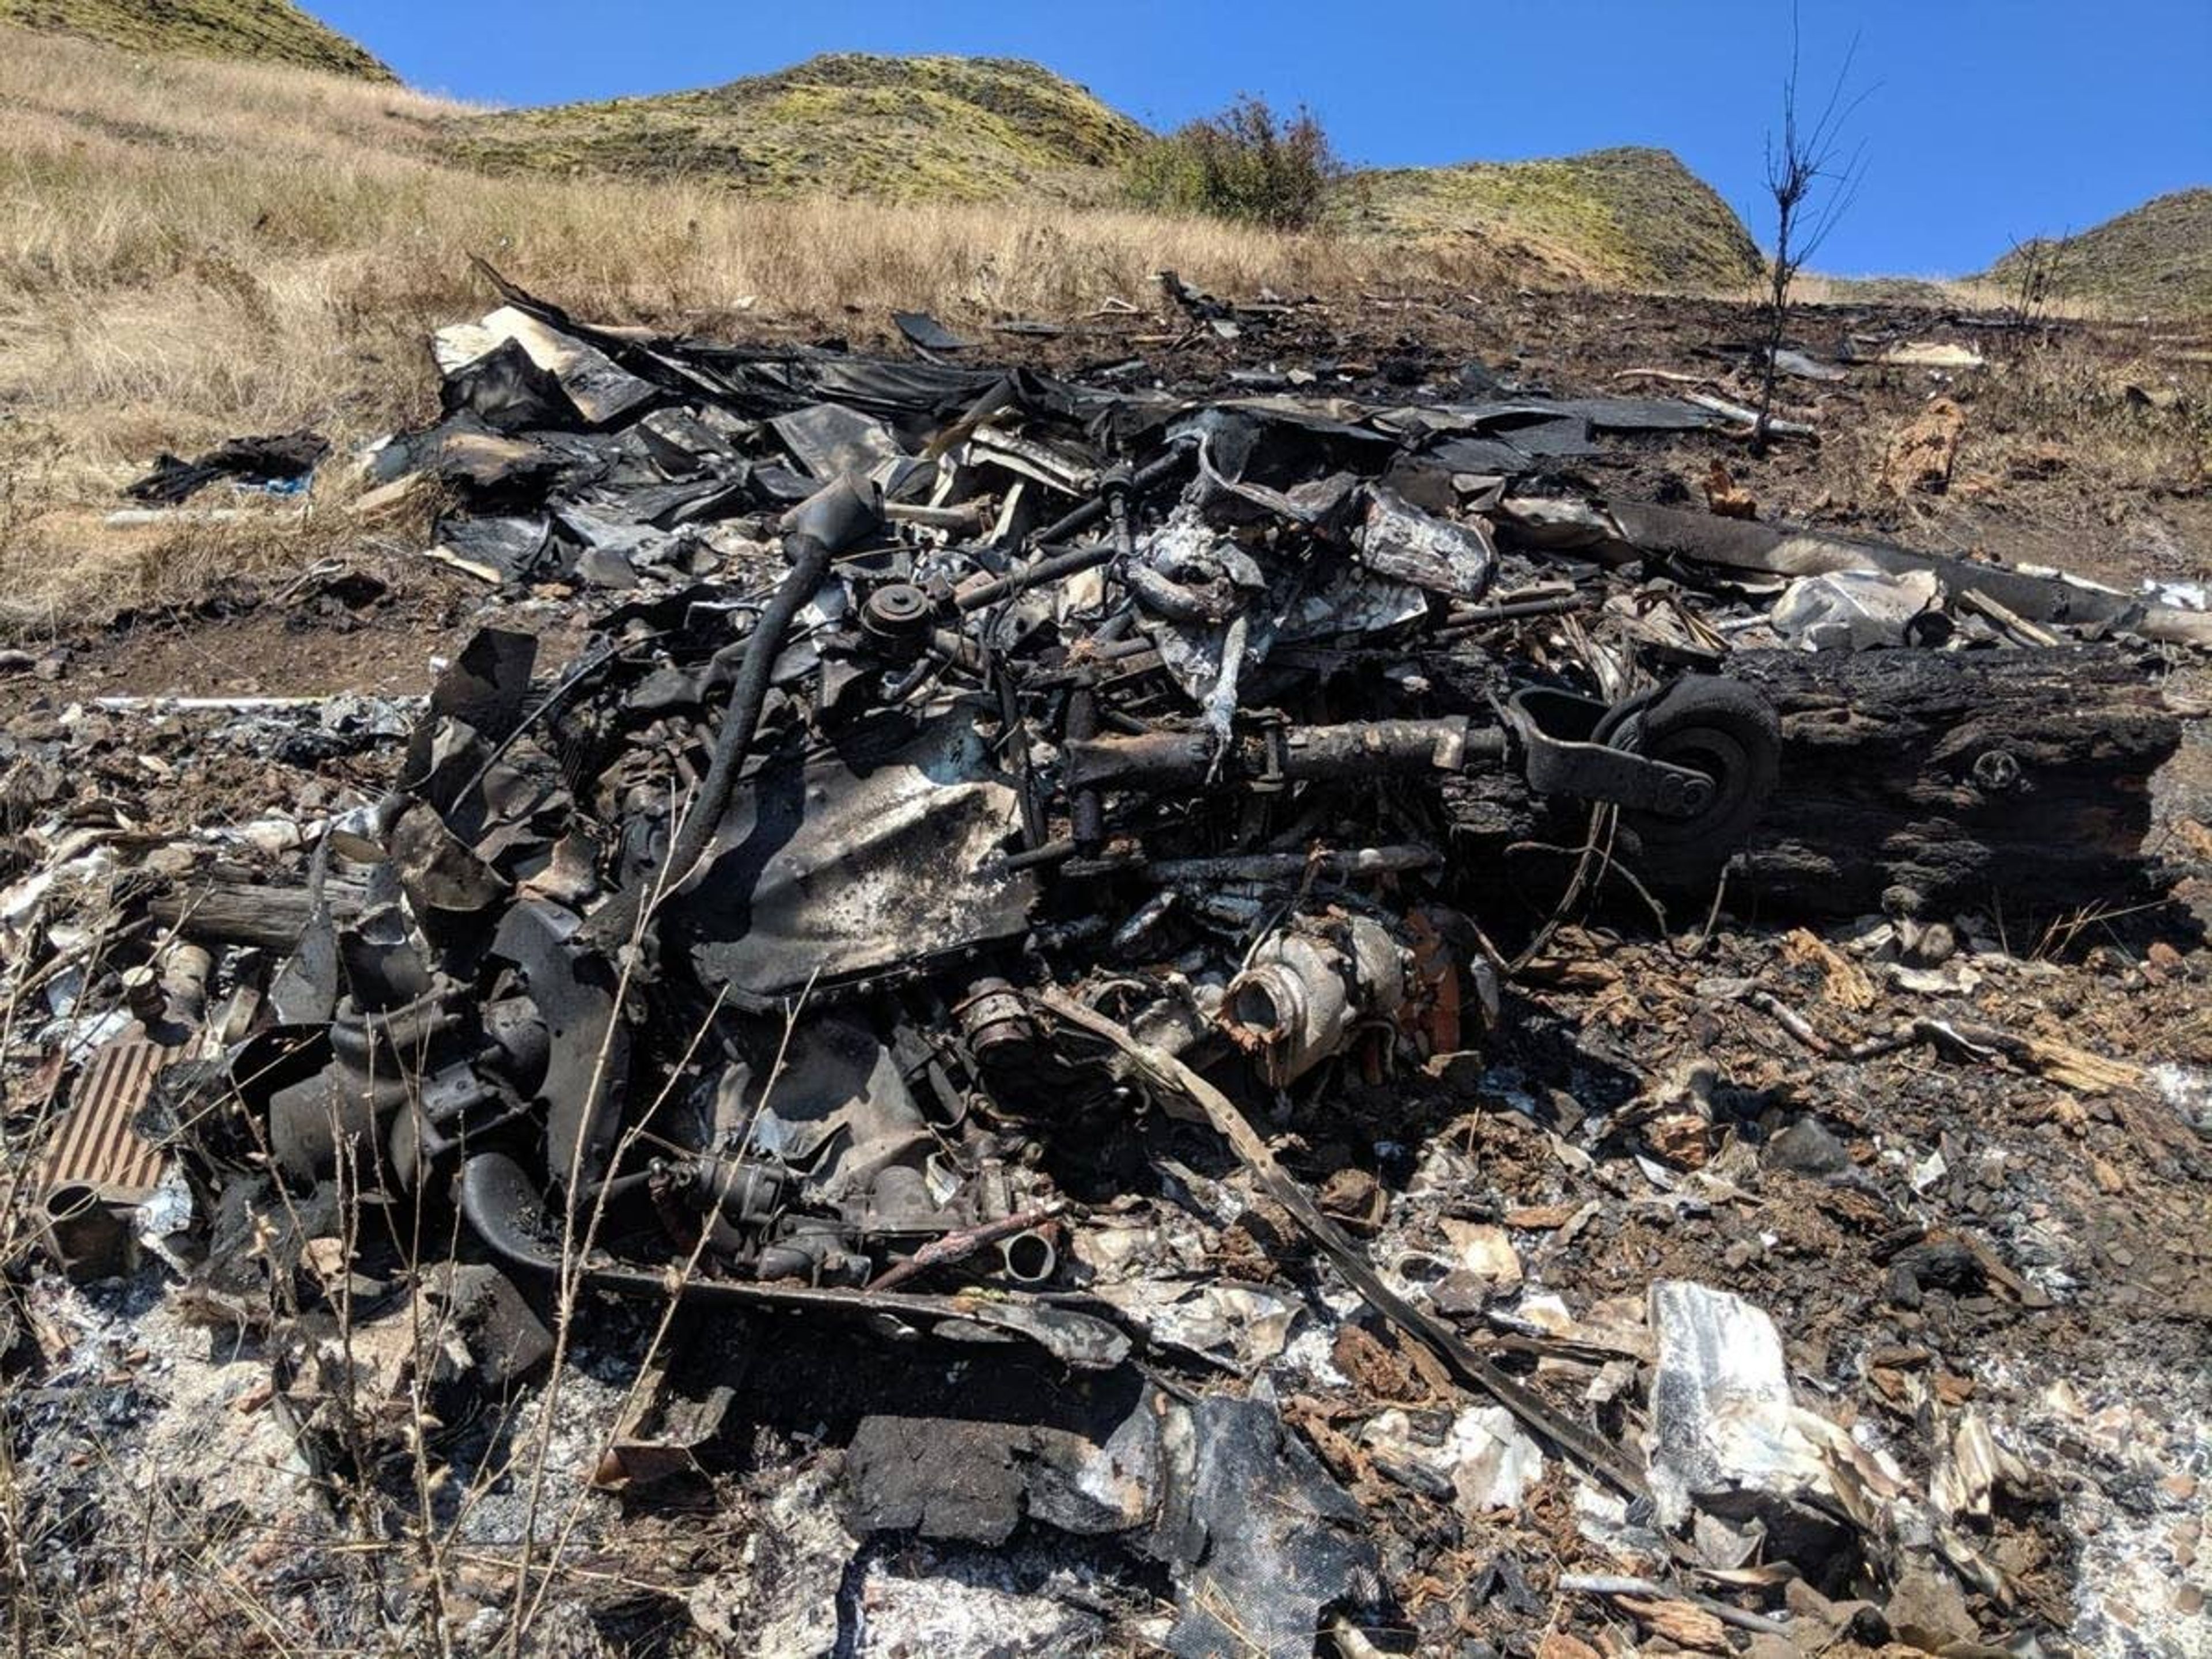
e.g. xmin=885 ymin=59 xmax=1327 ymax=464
xmin=1754 ymin=1 xmax=1872 ymax=452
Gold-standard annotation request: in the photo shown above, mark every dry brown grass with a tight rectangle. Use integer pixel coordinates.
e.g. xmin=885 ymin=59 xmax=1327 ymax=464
xmin=6 ymin=24 xmax=2199 ymax=636
xmin=0 ymin=24 xmax=1535 ymax=632
xmin=1965 ymin=330 xmax=2212 ymax=505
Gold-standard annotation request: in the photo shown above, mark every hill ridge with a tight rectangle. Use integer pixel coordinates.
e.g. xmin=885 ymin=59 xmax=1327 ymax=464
xmin=449 ymin=51 xmax=1148 ymax=203
xmin=0 ymin=0 xmax=394 ymax=79
xmin=453 ymin=56 xmax=1767 ymax=290
xmin=1340 ymin=145 xmax=1766 ymax=290
xmin=1985 ymin=188 xmax=2212 ymax=319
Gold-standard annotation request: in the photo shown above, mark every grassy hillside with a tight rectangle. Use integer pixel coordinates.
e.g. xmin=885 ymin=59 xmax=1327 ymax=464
xmin=0 ymin=24 xmax=1503 ymax=627
xmin=450 ymin=58 xmax=1766 ymax=291
xmin=2 ymin=18 xmax=2199 ymax=639
xmin=1986 ymin=190 xmax=2212 ymax=319
xmin=0 ymin=0 xmax=393 ymax=79
xmin=1338 ymin=146 xmax=1766 ymax=291
xmin=450 ymin=53 xmax=1149 ymax=203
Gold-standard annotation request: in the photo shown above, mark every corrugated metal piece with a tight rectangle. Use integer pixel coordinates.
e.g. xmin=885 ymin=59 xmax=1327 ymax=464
xmin=38 ymin=1038 xmax=169 ymax=1203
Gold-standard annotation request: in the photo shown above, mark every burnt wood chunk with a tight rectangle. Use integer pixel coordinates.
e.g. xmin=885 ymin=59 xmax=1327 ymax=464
xmin=1727 ymin=646 xmax=2181 ymax=916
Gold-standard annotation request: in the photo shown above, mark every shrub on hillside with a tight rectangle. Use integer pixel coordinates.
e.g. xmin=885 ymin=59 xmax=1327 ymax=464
xmin=1126 ymin=96 xmax=1340 ymax=230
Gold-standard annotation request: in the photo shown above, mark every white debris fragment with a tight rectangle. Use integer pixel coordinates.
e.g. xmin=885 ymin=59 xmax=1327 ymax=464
xmin=2141 ymin=577 xmax=2209 ymax=612
xmin=1872 ymin=341 xmax=1986 ymax=369
xmin=1574 ymin=1480 xmax=1671 ymax=1565
xmin=1085 ymin=1279 xmax=1297 ymax=1372
xmin=1439 ymin=1218 xmax=1523 ymax=1291
xmin=1362 ymin=1403 xmax=1546 ymax=1516
xmin=1442 ymin=1404 xmax=1546 ymax=1512
xmin=853 ymin=1552 xmax=1108 ymax=1657
xmin=1645 ymin=1280 xmax=1908 ymax=1540
xmin=1277 ymin=1312 xmax=1354 ymax=1391
xmin=691 ymin=1459 xmax=853 ymax=1653
xmin=1772 ymin=569 xmax=1941 ymax=652
xmin=2151 ymin=1063 xmax=2212 ymax=1134
xmin=1929 ymin=1408 xmax=2032 ymax=1521
xmin=1912 ymin=1149 xmax=1949 ymax=1192
xmin=2026 ymin=1365 xmax=2212 ymax=1655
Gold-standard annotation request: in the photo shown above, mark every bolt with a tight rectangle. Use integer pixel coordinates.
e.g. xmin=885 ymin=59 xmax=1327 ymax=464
xmin=1973 ymin=749 xmax=2021 ymax=791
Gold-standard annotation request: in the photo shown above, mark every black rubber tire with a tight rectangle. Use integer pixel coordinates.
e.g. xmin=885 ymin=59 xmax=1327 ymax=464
xmin=1607 ymin=676 xmax=1781 ymax=888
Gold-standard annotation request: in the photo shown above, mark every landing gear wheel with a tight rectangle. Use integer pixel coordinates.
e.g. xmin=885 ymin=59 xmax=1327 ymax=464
xmin=1604 ymin=676 xmax=1780 ymax=888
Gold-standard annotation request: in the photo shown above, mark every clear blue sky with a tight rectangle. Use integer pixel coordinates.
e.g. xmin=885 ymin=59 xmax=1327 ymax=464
xmin=315 ymin=0 xmax=2211 ymax=276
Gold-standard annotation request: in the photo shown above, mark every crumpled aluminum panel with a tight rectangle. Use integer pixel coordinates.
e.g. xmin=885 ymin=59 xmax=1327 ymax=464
xmin=679 ymin=703 xmax=1038 ymax=1002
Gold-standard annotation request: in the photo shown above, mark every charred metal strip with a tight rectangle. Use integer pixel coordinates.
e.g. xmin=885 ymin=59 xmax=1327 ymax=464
xmin=1029 ymin=634 xmax=1158 ymax=690
xmin=993 ymin=656 xmax=1046 ymax=851
xmin=993 ymin=838 xmax=1078 ymax=875
xmin=952 ymin=442 xmax=1194 ymax=612
xmin=1025 ymin=440 xmax=1191 ymax=548
xmin=967 ymin=425 xmax=1100 ymax=496
xmin=1426 ymin=592 xmax=1588 ymax=641
xmin=1066 ymin=688 xmax=1105 ymax=853
xmin=1035 ymin=990 xmax=1652 ymax=1501
xmin=882 ymin=500 xmax=990 ymax=534
xmin=1142 ymin=847 xmax=1440 ymax=884
xmin=953 ymin=536 xmax=1119 ymax=615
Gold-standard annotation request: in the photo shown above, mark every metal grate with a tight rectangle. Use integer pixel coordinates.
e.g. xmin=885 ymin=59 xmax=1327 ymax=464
xmin=38 ymin=1038 xmax=169 ymax=1203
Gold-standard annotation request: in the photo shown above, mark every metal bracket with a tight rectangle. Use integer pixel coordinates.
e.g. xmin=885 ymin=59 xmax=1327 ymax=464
xmin=1505 ymin=688 xmax=1715 ymax=819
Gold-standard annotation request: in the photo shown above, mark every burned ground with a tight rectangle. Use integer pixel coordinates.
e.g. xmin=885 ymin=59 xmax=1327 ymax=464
xmin=1 ymin=274 xmax=2209 ymax=1659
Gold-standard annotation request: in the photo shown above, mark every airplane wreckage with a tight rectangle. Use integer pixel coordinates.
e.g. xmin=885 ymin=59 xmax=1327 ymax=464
xmin=5 ymin=270 xmax=2203 ymax=1656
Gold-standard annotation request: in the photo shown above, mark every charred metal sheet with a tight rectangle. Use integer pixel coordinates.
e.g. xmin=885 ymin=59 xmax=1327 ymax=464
xmin=771 ymin=402 xmax=906 ymax=482
xmin=432 ymin=305 xmax=661 ymax=429
xmin=891 ymin=310 xmax=973 ymax=354
xmin=1151 ymin=1394 xmax=1381 ymax=1659
xmin=1359 ymin=484 xmax=1498 ymax=598
xmin=430 ymin=514 xmax=554 ymax=584
xmin=438 ymin=338 xmax=580 ymax=434
xmin=490 ymin=900 xmax=627 ymax=1196
xmin=430 ymin=626 xmax=537 ymax=743
xmin=677 ymin=704 xmax=1041 ymax=1003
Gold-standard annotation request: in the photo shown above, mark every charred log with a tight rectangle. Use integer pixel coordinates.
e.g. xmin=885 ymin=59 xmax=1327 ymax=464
xmin=1728 ymin=645 xmax=2182 ymax=918
xmin=149 ymin=878 xmax=365 ymax=949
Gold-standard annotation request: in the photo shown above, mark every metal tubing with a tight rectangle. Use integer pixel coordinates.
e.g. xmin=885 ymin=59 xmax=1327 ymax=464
xmin=952 ymin=443 xmax=1192 ymax=612
xmin=1064 ymin=719 xmax=1503 ymax=794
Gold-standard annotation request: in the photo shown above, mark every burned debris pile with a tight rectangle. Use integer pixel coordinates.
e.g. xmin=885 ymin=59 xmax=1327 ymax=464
xmin=5 ymin=272 xmax=2208 ymax=1656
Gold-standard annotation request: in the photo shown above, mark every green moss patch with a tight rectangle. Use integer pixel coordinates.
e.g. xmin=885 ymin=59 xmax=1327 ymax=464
xmin=1336 ymin=146 xmax=1764 ymax=291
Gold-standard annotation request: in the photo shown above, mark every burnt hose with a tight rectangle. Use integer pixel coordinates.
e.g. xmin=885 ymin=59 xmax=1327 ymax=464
xmin=586 ymin=476 xmax=882 ymax=948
